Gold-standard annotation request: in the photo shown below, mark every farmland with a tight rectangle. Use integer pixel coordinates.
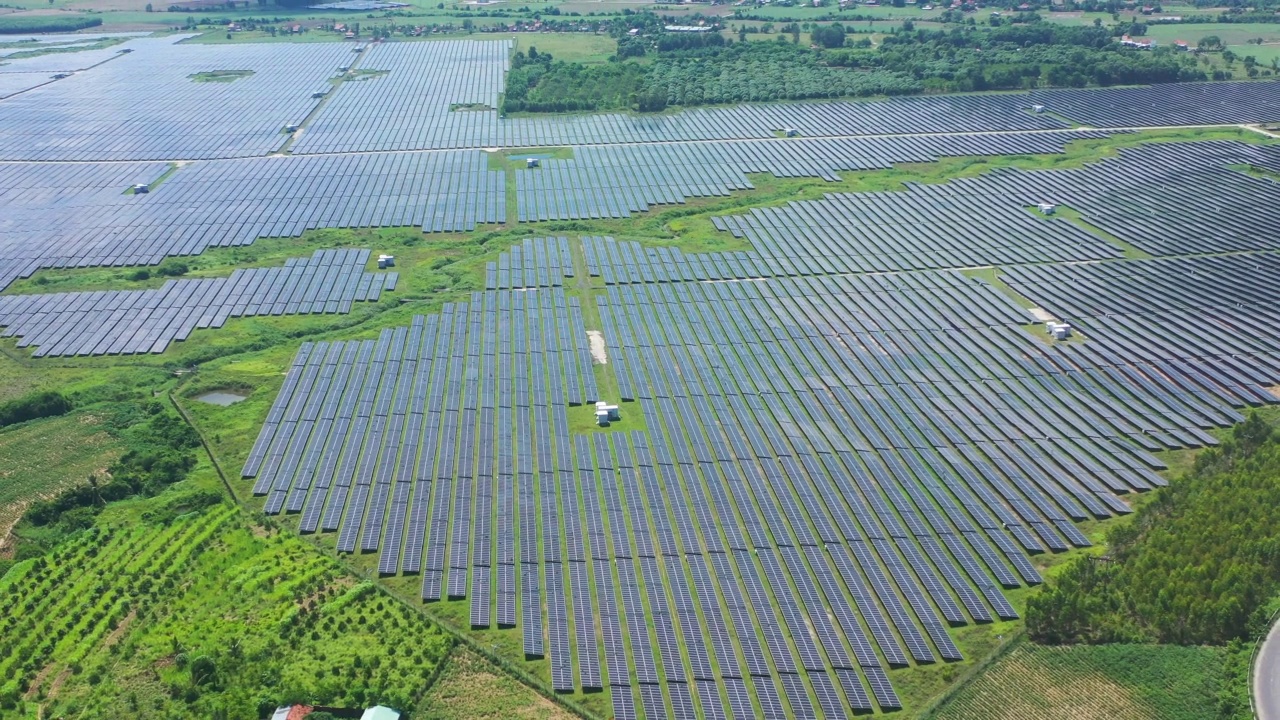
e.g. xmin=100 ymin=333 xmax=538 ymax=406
xmin=927 ymin=640 xmax=1229 ymax=720
xmin=3 ymin=7 xmax=1280 ymax=720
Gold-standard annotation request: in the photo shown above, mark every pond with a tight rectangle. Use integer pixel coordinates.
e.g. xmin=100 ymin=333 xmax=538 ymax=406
xmin=196 ymin=391 xmax=248 ymax=407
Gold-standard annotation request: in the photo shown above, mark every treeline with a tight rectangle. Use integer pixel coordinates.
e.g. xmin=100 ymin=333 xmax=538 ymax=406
xmin=503 ymin=48 xmax=648 ymax=113
xmin=647 ymin=42 xmax=920 ymax=106
xmin=1027 ymin=414 xmax=1280 ymax=646
xmin=505 ymin=11 xmax=1221 ymax=114
xmin=504 ymin=36 xmax=919 ymax=113
xmin=0 ymin=391 xmax=72 ymax=429
xmin=868 ymin=23 xmax=1206 ymax=91
xmin=0 ymin=15 xmax=102 ymax=33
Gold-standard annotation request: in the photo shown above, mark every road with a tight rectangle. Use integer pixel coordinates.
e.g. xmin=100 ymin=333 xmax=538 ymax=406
xmin=1256 ymin=616 xmax=1280 ymax=720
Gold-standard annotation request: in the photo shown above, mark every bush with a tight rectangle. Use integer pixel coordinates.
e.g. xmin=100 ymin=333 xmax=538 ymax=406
xmin=155 ymin=261 xmax=189 ymax=277
xmin=0 ymin=391 xmax=73 ymax=429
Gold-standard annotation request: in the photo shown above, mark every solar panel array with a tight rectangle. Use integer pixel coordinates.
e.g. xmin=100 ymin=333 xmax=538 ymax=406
xmin=0 ymin=73 xmax=54 ymax=100
xmin=1030 ymin=80 xmax=1280 ymax=128
xmin=3 ymin=32 xmax=1279 ymax=163
xmin=288 ymin=39 xmax=511 ymax=155
xmin=0 ymin=36 xmax=349 ymax=160
xmin=0 ymin=150 xmax=502 ymax=291
xmin=0 ymin=42 xmax=140 ymax=74
xmin=245 ymin=229 xmax=1276 ymax=718
xmin=1002 ymin=254 xmax=1280 ymax=408
xmin=568 ymin=204 xmax=1119 ymax=286
xmin=513 ymin=130 xmax=1115 ymax=223
xmin=0 ymin=249 xmax=394 ymax=356
xmin=484 ymin=236 xmax=575 ymax=291
xmin=941 ymin=140 xmax=1280 ymax=257
xmin=295 ymin=63 xmax=1072 ymax=153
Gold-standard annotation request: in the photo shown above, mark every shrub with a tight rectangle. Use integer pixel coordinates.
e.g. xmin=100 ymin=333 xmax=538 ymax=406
xmin=0 ymin=391 xmax=72 ymax=429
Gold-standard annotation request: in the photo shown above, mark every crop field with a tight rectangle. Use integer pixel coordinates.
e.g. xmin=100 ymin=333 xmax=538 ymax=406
xmin=0 ymin=463 xmax=562 ymax=718
xmin=0 ymin=410 xmax=122 ymax=545
xmin=1 ymin=21 xmax=1280 ymax=720
xmin=928 ymin=640 xmax=1227 ymax=720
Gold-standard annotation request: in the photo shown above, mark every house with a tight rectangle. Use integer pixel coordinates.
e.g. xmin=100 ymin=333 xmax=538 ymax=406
xmin=1140 ymin=4 xmax=1153 ymax=12
xmin=269 ymin=706 xmax=314 ymax=720
xmin=1173 ymin=39 xmax=1190 ymax=50
xmin=1120 ymin=34 xmax=1155 ymax=48
xmin=526 ymin=158 xmax=540 ymax=168
xmin=1032 ymin=104 xmax=1046 ymax=113
xmin=1037 ymin=202 xmax=1056 ymax=214
xmin=360 ymin=707 xmax=401 ymax=720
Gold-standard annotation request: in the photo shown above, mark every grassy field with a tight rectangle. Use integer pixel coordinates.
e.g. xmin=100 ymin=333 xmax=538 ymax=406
xmin=1143 ymin=22 xmax=1280 ymax=66
xmin=0 ymin=410 xmax=123 ymax=548
xmin=926 ymin=639 xmax=1228 ymax=720
xmin=511 ymin=33 xmax=615 ymax=63
xmin=416 ymin=648 xmax=576 ymax=720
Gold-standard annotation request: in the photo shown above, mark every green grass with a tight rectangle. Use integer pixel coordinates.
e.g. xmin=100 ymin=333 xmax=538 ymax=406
xmin=416 ymin=648 xmax=577 ymax=719
xmin=187 ymin=68 xmax=254 ymax=82
xmin=925 ymin=639 xmax=1228 ymax=720
xmin=511 ymin=33 xmax=616 ymax=64
xmin=0 ymin=410 xmax=124 ymax=539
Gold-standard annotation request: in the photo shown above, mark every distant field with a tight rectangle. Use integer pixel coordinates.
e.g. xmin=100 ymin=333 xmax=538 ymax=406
xmin=1143 ymin=22 xmax=1280 ymax=66
xmin=511 ymin=32 xmax=615 ymax=63
xmin=0 ymin=410 xmax=122 ymax=545
xmin=928 ymin=641 xmax=1227 ymax=720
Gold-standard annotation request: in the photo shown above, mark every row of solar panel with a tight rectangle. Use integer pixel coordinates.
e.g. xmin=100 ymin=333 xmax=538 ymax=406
xmin=0 ymin=249 xmax=392 ymax=356
xmin=239 ymin=255 xmax=1268 ymax=717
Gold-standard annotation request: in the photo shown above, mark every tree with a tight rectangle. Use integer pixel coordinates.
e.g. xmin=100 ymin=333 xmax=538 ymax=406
xmin=811 ymin=23 xmax=847 ymax=49
xmin=1198 ymin=35 xmax=1223 ymax=51
xmin=188 ymin=650 xmax=216 ymax=681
